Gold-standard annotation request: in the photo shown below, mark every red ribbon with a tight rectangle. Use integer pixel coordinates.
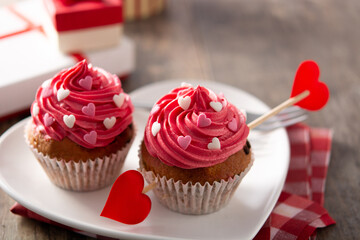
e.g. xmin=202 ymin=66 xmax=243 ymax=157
xmin=0 ymin=6 xmax=44 ymax=40
xmin=58 ymin=0 xmax=102 ymax=6
xmin=0 ymin=6 xmax=86 ymax=61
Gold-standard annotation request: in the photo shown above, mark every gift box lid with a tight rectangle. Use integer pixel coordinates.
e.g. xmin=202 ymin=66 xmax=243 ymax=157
xmin=44 ymin=0 xmax=123 ymax=32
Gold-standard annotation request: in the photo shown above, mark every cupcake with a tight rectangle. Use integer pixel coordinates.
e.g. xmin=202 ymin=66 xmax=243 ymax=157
xmin=26 ymin=60 xmax=135 ymax=191
xmin=139 ymin=84 xmax=253 ymax=214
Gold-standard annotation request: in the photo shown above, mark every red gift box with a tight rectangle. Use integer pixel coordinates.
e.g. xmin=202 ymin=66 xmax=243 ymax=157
xmin=44 ymin=0 xmax=123 ymax=32
xmin=43 ymin=0 xmax=124 ymax=52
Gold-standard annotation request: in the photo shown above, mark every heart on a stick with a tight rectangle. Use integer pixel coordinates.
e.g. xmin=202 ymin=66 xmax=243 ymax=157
xmin=101 ymin=170 xmax=151 ymax=225
xmin=290 ymin=60 xmax=329 ymax=111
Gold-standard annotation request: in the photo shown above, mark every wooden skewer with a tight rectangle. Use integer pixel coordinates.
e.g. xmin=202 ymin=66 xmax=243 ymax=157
xmin=142 ymin=182 xmax=157 ymax=194
xmin=248 ymin=90 xmax=310 ymax=130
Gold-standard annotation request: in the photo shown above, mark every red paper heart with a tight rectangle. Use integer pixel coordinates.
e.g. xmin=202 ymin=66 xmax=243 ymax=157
xmin=290 ymin=60 xmax=329 ymax=111
xmin=101 ymin=170 xmax=151 ymax=225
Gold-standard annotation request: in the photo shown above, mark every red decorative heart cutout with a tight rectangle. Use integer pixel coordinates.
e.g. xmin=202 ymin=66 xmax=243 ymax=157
xmin=101 ymin=170 xmax=151 ymax=225
xmin=290 ymin=60 xmax=329 ymax=111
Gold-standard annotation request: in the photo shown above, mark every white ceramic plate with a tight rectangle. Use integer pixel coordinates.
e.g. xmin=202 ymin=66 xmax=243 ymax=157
xmin=0 ymin=80 xmax=289 ymax=240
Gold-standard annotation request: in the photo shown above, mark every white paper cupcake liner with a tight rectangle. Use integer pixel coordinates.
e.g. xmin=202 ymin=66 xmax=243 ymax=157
xmin=139 ymin=150 xmax=254 ymax=215
xmin=25 ymin=122 xmax=135 ymax=192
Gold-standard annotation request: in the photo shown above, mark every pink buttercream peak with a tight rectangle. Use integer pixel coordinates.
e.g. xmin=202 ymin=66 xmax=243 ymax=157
xmin=191 ymin=86 xmax=215 ymax=111
xmin=31 ymin=60 xmax=133 ymax=149
xmin=144 ymin=85 xmax=249 ymax=169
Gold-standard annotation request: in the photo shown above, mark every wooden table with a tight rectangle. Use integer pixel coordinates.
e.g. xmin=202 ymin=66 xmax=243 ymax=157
xmin=1 ymin=0 xmax=359 ymax=239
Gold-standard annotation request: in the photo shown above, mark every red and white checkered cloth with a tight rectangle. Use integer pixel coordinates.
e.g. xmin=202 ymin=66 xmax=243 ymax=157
xmin=254 ymin=124 xmax=335 ymax=240
xmin=11 ymin=123 xmax=335 ymax=239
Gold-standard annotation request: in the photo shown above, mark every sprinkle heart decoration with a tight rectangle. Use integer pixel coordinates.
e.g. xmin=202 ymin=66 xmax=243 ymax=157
xmin=113 ymin=93 xmax=125 ymax=108
xmin=103 ymin=117 xmax=116 ymax=129
xmin=151 ymin=122 xmax=161 ymax=136
xmin=32 ymin=103 xmax=39 ymax=116
xmin=209 ymin=91 xmax=217 ymax=101
xmin=101 ymin=170 xmax=151 ymax=225
xmin=42 ymin=87 xmax=53 ymax=98
xmin=228 ymin=118 xmax=238 ymax=132
xmin=197 ymin=113 xmax=211 ymax=127
xmin=181 ymin=82 xmax=192 ymax=87
xmin=178 ymin=96 xmax=191 ymax=110
xmin=79 ymin=76 xmax=93 ymax=90
xmin=57 ymin=86 xmax=70 ymax=102
xmin=41 ymin=79 xmax=52 ymax=98
xmin=177 ymin=135 xmax=192 ymax=150
xmin=82 ymin=103 xmax=95 ymax=117
xmin=44 ymin=113 xmax=55 ymax=127
xmin=42 ymin=79 xmax=51 ymax=88
xmin=150 ymin=104 xmax=160 ymax=115
xmin=208 ymin=137 xmax=221 ymax=150
xmin=290 ymin=60 xmax=329 ymax=111
xmin=210 ymin=101 xmax=222 ymax=112
xmin=84 ymin=130 xmax=97 ymax=145
xmin=63 ymin=114 xmax=76 ymax=128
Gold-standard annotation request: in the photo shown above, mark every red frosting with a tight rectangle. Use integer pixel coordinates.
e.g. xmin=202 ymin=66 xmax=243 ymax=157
xmin=30 ymin=60 xmax=133 ymax=149
xmin=144 ymin=85 xmax=249 ymax=169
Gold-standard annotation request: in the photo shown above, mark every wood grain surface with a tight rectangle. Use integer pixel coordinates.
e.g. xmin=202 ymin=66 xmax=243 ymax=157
xmin=1 ymin=0 xmax=359 ymax=239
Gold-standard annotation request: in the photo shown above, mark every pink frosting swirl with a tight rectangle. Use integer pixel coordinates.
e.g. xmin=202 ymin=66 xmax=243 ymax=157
xmin=144 ymin=85 xmax=249 ymax=169
xmin=30 ymin=60 xmax=133 ymax=149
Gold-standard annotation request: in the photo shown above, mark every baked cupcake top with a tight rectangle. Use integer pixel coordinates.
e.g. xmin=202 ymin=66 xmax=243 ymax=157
xmin=144 ymin=84 xmax=249 ymax=169
xmin=30 ymin=60 xmax=133 ymax=149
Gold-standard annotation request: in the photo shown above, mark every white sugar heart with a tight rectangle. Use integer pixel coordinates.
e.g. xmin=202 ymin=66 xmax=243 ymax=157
xmin=151 ymin=122 xmax=161 ymax=137
xmin=181 ymin=82 xmax=193 ymax=87
xmin=32 ymin=103 xmax=39 ymax=116
xmin=103 ymin=117 xmax=116 ymax=129
xmin=113 ymin=93 xmax=125 ymax=108
xmin=57 ymin=86 xmax=70 ymax=102
xmin=209 ymin=90 xmax=217 ymax=101
xmin=42 ymin=79 xmax=51 ymax=88
xmin=210 ymin=101 xmax=222 ymax=112
xmin=178 ymin=96 xmax=191 ymax=110
xmin=207 ymin=137 xmax=221 ymax=150
xmin=63 ymin=114 xmax=76 ymax=128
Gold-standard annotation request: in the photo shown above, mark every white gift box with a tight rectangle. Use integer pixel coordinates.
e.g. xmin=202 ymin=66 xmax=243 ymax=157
xmin=0 ymin=0 xmax=135 ymax=118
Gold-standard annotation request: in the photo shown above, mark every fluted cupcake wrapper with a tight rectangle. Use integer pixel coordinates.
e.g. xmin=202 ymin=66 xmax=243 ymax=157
xmin=25 ymin=122 xmax=135 ymax=192
xmin=139 ymin=152 xmax=254 ymax=215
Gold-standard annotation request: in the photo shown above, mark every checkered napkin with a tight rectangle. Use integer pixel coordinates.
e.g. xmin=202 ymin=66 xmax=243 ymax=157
xmin=254 ymin=124 xmax=335 ymax=240
xmin=10 ymin=124 xmax=335 ymax=239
